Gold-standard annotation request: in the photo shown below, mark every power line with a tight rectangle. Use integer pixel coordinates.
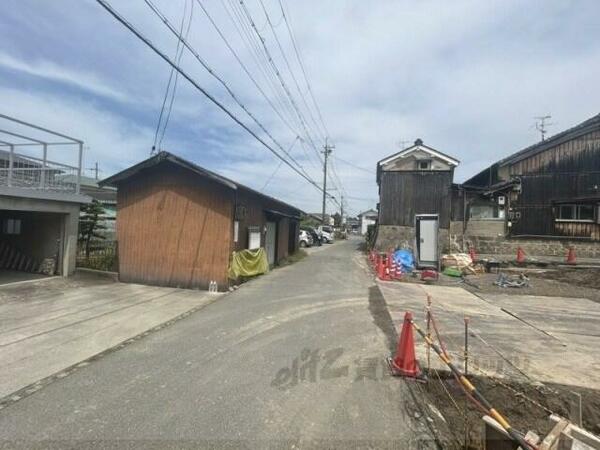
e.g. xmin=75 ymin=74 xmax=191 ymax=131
xmin=152 ymin=0 xmax=192 ymax=154
xmin=333 ymin=155 xmax=375 ymax=174
xmin=223 ymin=0 xmax=304 ymax=140
xmin=257 ymin=0 xmax=326 ymax=145
xmin=157 ymin=0 xmax=194 ymax=150
xmin=261 ymin=136 xmax=298 ymax=191
xmin=142 ymin=0 xmax=312 ymax=180
xmin=278 ymin=0 xmax=330 ymax=139
xmin=193 ymin=0 xmax=301 ymax=140
xmin=97 ymin=0 xmax=325 ymax=195
xmin=237 ymin=0 xmax=324 ymax=158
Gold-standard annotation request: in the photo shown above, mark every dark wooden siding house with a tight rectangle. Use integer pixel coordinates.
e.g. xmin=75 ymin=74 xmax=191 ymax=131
xmin=453 ymin=113 xmax=600 ymax=257
xmin=375 ymin=139 xmax=460 ymax=267
xmin=101 ymin=152 xmax=302 ymax=290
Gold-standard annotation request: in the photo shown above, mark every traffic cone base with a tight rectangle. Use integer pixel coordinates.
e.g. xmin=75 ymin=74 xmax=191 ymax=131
xmin=389 ymin=312 xmax=423 ymax=380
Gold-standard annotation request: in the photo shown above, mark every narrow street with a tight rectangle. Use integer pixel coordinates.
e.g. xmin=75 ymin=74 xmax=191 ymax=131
xmin=0 ymin=238 xmax=441 ymax=449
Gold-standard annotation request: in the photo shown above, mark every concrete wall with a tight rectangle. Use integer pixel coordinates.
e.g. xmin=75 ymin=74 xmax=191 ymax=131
xmin=0 ymin=195 xmax=81 ymax=275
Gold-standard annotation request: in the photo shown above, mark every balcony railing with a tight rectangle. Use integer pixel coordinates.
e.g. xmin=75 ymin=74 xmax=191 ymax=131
xmin=0 ymin=114 xmax=83 ymax=195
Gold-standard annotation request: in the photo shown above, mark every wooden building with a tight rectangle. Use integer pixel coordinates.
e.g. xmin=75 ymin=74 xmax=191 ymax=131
xmin=453 ymin=113 xmax=600 ymax=257
xmin=101 ymin=152 xmax=302 ymax=290
xmin=375 ymin=139 xmax=459 ymax=267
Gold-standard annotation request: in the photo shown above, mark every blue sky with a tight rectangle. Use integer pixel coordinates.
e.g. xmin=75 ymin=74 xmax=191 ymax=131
xmin=1 ymin=0 xmax=599 ymax=215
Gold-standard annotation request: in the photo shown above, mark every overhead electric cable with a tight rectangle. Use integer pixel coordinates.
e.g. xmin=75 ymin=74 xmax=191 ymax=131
xmin=237 ymin=0 xmax=323 ymax=156
xmin=97 ymin=0 xmax=325 ymax=195
xmin=334 ymin=155 xmax=375 ymax=174
xmin=278 ymin=0 xmax=330 ymax=138
xmin=257 ymin=0 xmax=326 ymax=144
xmin=157 ymin=0 xmax=194 ymax=150
xmin=193 ymin=0 xmax=302 ymax=139
xmin=142 ymin=0 xmax=311 ymax=178
xmin=261 ymin=136 xmax=299 ymax=191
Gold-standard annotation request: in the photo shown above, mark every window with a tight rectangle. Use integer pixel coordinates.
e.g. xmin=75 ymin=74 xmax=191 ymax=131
xmin=470 ymin=203 xmax=504 ymax=220
xmin=248 ymin=226 xmax=261 ymax=250
xmin=417 ymin=160 xmax=431 ymax=170
xmin=556 ymin=204 xmax=595 ymax=222
xmin=2 ymin=219 xmax=21 ymax=235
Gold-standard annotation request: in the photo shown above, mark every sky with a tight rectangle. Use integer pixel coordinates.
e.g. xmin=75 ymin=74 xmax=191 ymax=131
xmin=1 ymin=0 xmax=599 ymax=217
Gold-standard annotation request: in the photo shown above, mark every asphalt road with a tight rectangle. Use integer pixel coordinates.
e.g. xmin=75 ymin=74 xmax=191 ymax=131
xmin=0 ymin=238 xmax=442 ymax=449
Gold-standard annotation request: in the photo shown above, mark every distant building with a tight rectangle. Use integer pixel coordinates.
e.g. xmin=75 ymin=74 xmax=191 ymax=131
xmin=101 ymin=151 xmax=303 ymax=290
xmin=308 ymin=213 xmax=334 ymax=226
xmin=57 ymin=174 xmax=116 ymax=239
xmin=358 ymin=209 xmax=377 ymax=235
xmin=345 ymin=217 xmax=359 ymax=233
xmin=375 ymin=139 xmax=459 ymax=267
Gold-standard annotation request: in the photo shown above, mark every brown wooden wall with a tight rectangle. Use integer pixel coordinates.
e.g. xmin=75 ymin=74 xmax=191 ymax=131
xmin=116 ymin=163 xmax=234 ymax=289
xmin=233 ymin=188 xmax=299 ymax=262
xmin=507 ymin=129 xmax=600 ymax=240
xmin=277 ymin=217 xmax=289 ymax=260
xmin=508 ymin=130 xmax=600 ymax=176
xmin=379 ymin=170 xmax=454 ymax=228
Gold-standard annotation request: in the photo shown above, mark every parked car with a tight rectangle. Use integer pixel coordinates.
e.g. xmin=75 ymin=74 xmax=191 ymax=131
xmin=299 ymin=229 xmax=313 ymax=248
xmin=301 ymin=226 xmax=322 ymax=246
xmin=318 ymin=225 xmax=334 ymax=243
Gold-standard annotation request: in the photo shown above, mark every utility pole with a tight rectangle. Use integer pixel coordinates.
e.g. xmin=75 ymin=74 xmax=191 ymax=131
xmin=340 ymin=194 xmax=344 ymax=228
xmin=321 ymin=138 xmax=334 ymax=224
xmin=87 ymin=162 xmax=100 ymax=180
xmin=534 ymin=115 xmax=553 ymax=141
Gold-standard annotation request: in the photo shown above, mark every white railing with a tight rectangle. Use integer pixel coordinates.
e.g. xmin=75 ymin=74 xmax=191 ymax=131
xmin=0 ymin=147 xmax=82 ymax=194
xmin=0 ymin=114 xmax=83 ymax=195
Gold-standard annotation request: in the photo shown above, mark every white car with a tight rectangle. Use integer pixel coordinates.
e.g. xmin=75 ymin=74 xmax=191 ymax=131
xmin=299 ymin=230 xmax=313 ymax=248
xmin=318 ymin=225 xmax=334 ymax=243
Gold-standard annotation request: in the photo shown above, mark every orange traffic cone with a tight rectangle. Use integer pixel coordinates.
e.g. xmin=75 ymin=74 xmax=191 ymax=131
xmin=469 ymin=246 xmax=477 ymax=263
xmin=516 ymin=247 xmax=526 ymax=264
xmin=566 ymin=247 xmax=576 ymax=265
xmin=377 ymin=254 xmax=386 ymax=279
xmin=389 ymin=312 xmax=422 ymax=379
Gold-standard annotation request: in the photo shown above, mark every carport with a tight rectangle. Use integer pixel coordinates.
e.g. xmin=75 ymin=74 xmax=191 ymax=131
xmin=0 ymin=114 xmax=89 ymax=282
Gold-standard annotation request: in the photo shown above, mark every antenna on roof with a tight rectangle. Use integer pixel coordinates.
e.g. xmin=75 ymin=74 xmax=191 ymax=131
xmin=397 ymin=139 xmax=411 ymax=149
xmin=534 ymin=115 xmax=553 ymax=141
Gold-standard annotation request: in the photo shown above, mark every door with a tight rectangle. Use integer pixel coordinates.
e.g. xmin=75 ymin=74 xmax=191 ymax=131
xmin=265 ymin=221 xmax=277 ymax=265
xmin=416 ymin=215 xmax=438 ymax=268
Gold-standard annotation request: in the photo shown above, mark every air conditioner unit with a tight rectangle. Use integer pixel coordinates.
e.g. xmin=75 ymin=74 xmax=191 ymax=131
xmin=497 ymin=195 xmax=506 ymax=206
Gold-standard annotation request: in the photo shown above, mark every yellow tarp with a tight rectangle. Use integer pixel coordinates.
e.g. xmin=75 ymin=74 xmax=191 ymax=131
xmin=228 ymin=248 xmax=270 ymax=279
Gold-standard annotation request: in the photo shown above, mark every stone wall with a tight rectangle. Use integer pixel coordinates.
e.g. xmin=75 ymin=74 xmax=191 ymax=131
xmin=449 ymin=220 xmax=600 ymax=258
xmin=375 ymin=225 xmax=451 ymax=254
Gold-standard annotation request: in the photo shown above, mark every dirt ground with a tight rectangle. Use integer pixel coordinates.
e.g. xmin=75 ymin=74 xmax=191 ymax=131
xmin=453 ymin=268 xmax=600 ymax=304
xmin=423 ymin=369 xmax=600 ymax=449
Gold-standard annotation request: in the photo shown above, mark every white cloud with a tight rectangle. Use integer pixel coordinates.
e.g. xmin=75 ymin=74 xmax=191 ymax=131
xmin=0 ymin=51 xmax=131 ymax=104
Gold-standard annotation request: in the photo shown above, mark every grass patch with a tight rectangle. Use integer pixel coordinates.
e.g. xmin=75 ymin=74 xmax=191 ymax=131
xmin=278 ymin=249 xmax=308 ymax=266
